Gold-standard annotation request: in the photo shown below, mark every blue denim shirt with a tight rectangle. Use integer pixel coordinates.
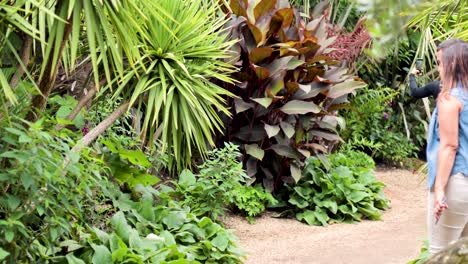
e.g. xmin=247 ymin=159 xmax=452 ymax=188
xmin=427 ymin=86 xmax=468 ymax=189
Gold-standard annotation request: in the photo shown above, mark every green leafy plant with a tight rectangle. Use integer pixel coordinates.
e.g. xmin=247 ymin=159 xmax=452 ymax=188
xmin=407 ymin=240 xmax=430 ymax=264
xmin=0 ymin=119 xmax=110 ymax=261
xmin=0 ymin=119 xmax=244 ymax=263
xmin=171 ymin=143 xmax=249 ymax=220
xmin=99 ymin=136 xmax=161 ymax=189
xmin=228 ymin=184 xmax=278 ymax=224
xmin=108 ymin=0 xmax=236 ymax=173
xmin=341 ymin=86 xmax=418 ymax=162
xmin=286 ymin=150 xmax=390 ymax=225
xmin=218 ymin=0 xmax=366 ymax=191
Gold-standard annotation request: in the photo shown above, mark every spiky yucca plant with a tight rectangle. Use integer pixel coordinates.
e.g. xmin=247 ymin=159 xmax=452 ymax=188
xmin=110 ymin=0 xmax=236 ymax=172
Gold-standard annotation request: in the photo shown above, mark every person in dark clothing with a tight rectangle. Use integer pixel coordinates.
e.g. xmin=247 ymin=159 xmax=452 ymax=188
xmin=408 ymin=77 xmax=440 ymax=99
xmin=409 ymin=39 xmax=466 ymax=99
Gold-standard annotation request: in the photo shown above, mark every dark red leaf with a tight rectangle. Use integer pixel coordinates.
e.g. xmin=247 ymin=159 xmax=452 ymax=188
xmin=249 ymin=47 xmax=274 ymax=64
xmin=254 ymin=0 xmax=277 ymax=21
xmin=230 ymin=0 xmax=248 ymax=18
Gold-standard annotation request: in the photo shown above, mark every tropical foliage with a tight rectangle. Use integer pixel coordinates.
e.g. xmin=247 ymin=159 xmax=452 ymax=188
xmin=0 ymin=120 xmax=243 ymax=263
xmin=341 ymin=86 xmax=418 ymax=162
xmin=218 ymin=0 xmax=366 ymax=191
xmin=286 ymin=150 xmax=389 ymax=225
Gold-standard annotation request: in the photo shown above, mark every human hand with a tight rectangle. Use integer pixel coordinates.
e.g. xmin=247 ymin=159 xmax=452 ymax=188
xmin=410 ymin=67 xmax=421 ymax=75
xmin=434 ymin=192 xmax=448 ymax=224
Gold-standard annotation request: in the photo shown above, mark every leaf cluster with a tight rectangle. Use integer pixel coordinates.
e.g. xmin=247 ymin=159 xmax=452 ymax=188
xmin=286 ymin=150 xmax=390 ymax=225
xmin=218 ymin=0 xmax=366 ymax=191
xmin=341 ymin=86 xmax=418 ymax=162
xmin=168 ymin=143 xmax=275 ymax=223
xmin=0 ymin=120 xmax=243 ymax=263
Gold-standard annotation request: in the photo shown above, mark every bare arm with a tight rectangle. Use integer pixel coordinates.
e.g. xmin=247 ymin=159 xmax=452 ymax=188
xmin=434 ymin=94 xmax=462 ymax=219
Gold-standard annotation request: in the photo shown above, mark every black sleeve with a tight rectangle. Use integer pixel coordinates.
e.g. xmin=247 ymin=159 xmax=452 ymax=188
xmin=409 ymin=74 xmax=441 ymax=99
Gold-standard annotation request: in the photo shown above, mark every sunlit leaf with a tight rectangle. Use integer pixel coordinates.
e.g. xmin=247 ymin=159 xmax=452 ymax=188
xmin=264 ymin=124 xmax=280 ymax=138
xmin=280 ymin=100 xmax=320 ymax=114
xmin=245 ymin=144 xmax=265 ymax=160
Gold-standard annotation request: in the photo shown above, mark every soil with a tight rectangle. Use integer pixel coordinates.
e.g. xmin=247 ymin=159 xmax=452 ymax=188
xmin=225 ymin=167 xmax=428 ymax=264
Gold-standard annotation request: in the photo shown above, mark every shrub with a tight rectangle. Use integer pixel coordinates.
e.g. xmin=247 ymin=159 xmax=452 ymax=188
xmin=286 ymin=150 xmax=390 ymax=225
xmin=341 ymin=86 xmax=418 ymax=162
xmin=0 ymin=120 xmax=243 ymax=263
xmin=217 ymin=0 xmax=366 ymax=191
xmin=169 ymin=143 xmax=275 ymax=223
xmin=228 ymin=185 xmax=278 ymax=224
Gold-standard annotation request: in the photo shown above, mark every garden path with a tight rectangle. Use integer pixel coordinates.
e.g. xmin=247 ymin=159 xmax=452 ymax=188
xmin=226 ymin=167 xmax=427 ymax=264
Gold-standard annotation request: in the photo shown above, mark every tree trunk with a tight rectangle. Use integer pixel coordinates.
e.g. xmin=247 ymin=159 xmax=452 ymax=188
xmin=54 ymin=87 xmax=97 ymax=130
xmin=25 ymin=17 xmax=73 ymax=122
xmin=61 ymin=101 xmax=130 ymax=173
xmin=424 ymin=237 xmax=468 ymax=264
xmin=9 ymin=35 xmax=32 ymax=89
xmin=71 ymin=101 xmax=130 ymax=153
xmin=0 ymin=35 xmax=32 ymax=121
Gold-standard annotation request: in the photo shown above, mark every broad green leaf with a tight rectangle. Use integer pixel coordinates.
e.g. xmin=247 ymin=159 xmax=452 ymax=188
xmin=110 ymin=212 xmax=131 ymax=242
xmin=290 ymin=164 xmax=302 ymax=183
xmin=327 ymin=80 xmax=367 ymax=99
xmin=211 ymin=232 xmax=230 ymax=251
xmin=349 ymin=191 xmax=370 ymax=203
xmin=280 ymin=100 xmax=320 ymax=115
xmin=245 ymin=144 xmax=265 ymax=160
xmin=163 ymin=211 xmax=186 ymax=230
xmin=289 ymin=196 xmax=309 ymax=209
xmin=264 ymin=124 xmax=280 ymax=138
xmin=60 ymin=240 xmax=83 ymax=252
xmin=179 ymin=169 xmax=196 ymax=186
xmin=296 ymin=210 xmax=316 ymax=225
xmin=5 ymin=230 xmax=14 ymax=243
xmin=321 ymin=200 xmax=338 ymax=214
xmin=66 ymin=253 xmax=86 ymax=264
xmin=314 ymin=208 xmax=329 ymax=226
xmin=280 ymin=121 xmax=295 ymax=138
xmin=251 ymin=97 xmax=273 ymax=108
xmin=0 ymin=247 xmax=9 ymax=261
xmin=91 ymin=244 xmax=112 ymax=264
xmin=160 ymin=230 xmax=176 ymax=246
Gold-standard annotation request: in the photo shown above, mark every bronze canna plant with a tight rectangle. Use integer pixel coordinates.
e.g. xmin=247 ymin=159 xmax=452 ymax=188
xmin=218 ymin=0 xmax=366 ymax=191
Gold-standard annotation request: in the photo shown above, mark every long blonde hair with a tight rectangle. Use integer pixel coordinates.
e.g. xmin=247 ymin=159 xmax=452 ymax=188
xmin=439 ymin=42 xmax=468 ymax=99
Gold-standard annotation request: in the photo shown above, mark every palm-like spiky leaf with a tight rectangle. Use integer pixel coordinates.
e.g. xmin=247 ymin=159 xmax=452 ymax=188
xmin=110 ymin=0 xmax=236 ymax=172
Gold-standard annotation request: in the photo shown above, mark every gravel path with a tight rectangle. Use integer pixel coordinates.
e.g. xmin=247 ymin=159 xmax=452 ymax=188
xmin=226 ymin=167 xmax=427 ymax=264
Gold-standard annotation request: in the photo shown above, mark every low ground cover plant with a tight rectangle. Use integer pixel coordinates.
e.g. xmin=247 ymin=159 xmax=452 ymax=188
xmin=168 ymin=143 xmax=277 ymax=223
xmin=285 ymin=150 xmax=390 ymax=225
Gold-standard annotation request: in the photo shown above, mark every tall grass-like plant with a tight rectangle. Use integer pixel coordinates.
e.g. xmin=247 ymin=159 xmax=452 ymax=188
xmin=109 ymin=0 xmax=236 ymax=172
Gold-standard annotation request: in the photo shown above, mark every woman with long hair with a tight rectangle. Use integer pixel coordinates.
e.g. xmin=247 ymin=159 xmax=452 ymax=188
xmin=426 ymin=41 xmax=468 ymax=254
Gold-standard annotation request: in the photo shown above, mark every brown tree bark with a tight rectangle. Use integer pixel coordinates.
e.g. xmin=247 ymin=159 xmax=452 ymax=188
xmin=54 ymin=86 xmax=97 ymax=130
xmin=72 ymin=101 xmax=129 ymax=152
xmin=0 ymin=35 xmax=33 ymax=121
xmin=61 ymin=101 xmax=129 ymax=173
xmin=25 ymin=17 xmax=73 ymax=122
xmin=9 ymin=35 xmax=32 ymax=89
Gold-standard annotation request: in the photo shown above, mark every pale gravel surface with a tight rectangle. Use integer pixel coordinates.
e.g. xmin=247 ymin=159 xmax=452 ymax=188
xmin=225 ymin=167 xmax=427 ymax=264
